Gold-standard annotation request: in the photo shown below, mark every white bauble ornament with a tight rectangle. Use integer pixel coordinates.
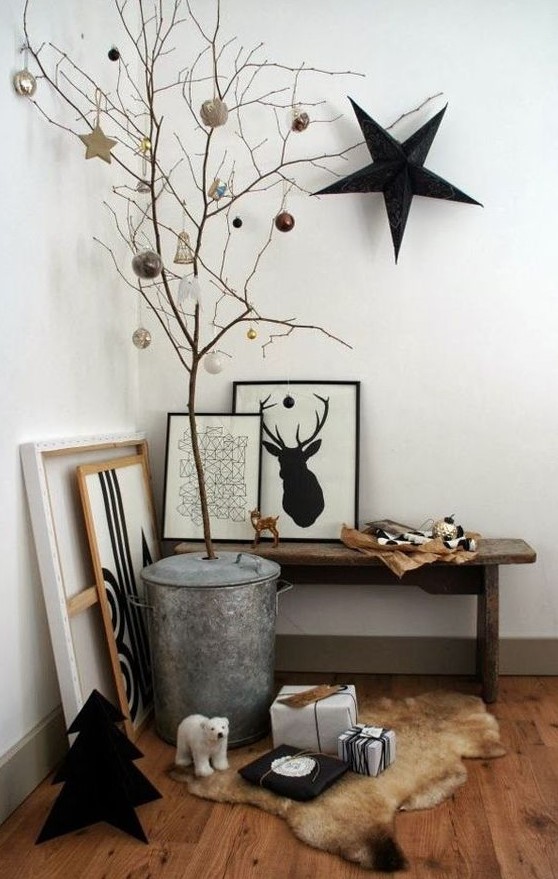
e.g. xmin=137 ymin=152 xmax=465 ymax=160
xmin=203 ymin=351 xmax=224 ymax=374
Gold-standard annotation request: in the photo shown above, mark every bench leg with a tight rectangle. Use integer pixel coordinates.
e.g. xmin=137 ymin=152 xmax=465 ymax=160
xmin=476 ymin=565 xmax=499 ymax=702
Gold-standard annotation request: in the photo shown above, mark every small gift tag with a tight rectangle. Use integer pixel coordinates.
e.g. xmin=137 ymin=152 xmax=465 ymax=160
xmin=277 ymin=684 xmax=345 ymax=708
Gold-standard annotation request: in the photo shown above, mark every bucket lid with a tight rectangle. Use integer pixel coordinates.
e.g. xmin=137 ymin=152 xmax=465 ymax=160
xmin=141 ymin=551 xmax=280 ymax=588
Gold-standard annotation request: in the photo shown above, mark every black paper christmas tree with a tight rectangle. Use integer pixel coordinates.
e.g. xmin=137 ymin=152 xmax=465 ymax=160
xmin=36 ymin=689 xmax=161 ymax=844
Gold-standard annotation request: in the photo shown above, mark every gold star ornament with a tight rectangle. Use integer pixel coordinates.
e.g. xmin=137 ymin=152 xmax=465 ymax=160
xmin=79 ymin=123 xmax=117 ymax=164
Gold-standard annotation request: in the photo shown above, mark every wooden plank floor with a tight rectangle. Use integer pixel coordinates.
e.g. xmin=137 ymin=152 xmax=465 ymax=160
xmin=1 ymin=674 xmax=557 ymax=879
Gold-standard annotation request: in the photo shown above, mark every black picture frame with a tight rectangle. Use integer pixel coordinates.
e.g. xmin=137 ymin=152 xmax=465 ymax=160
xmin=232 ymin=381 xmax=360 ymax=542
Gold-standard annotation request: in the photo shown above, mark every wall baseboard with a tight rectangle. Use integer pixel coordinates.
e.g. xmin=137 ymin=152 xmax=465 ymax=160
xmin=0 ymin=707 xmax=67 ymax=826
xmin=276 ymin=635 xmax=558 ymax=676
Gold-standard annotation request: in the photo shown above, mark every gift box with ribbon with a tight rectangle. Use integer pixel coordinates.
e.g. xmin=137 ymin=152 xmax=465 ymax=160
xmin=270 ymin=684 xmax=358 ymax=754
xmin=337 ymin=724 xmax=396 ymax=776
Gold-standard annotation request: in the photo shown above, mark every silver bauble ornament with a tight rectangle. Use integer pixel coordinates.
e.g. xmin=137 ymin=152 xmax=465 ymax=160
xmin=200 ymin=98 xmax=229 ymax=127
xmin=432 ymin=516 xmax=459 ymax=540
xmin=132 ymin=327 xmax=152 ymax=349
xmin=13 ymin=68 xmax=37 ymax=97
xmin=203 ymin=351 xmax=224 ymax=374
xmin=131 ymin=250 xmax=162 ymax=279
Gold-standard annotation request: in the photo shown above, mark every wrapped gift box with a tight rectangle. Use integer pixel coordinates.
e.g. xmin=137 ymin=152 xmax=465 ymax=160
xmin=338 ymin=724 xmax=396 ymax=776
xmin=270 ymin=685 xmax=358 ymax=754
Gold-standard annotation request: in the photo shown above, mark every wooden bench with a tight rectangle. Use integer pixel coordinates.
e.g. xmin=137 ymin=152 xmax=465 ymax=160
xmin=175 ymin=538 xmax=536 ymax=703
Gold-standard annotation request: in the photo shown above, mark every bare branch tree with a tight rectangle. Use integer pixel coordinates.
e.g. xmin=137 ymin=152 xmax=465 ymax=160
xmin=21 ymin=0 xmax=434 ymax=558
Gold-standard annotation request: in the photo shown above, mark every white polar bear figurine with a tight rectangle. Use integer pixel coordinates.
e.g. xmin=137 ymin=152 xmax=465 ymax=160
xmin=175 ymin=714 xmax=229 ymax=777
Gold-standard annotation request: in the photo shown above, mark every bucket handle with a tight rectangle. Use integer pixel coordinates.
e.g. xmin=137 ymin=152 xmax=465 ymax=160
xmin=235 ymin=552 xmax=263 ymax=573
xmin=127 ymin=594 xmax=153 ymax=612
xmin=276 ymin=578 xmax=294 ymax=613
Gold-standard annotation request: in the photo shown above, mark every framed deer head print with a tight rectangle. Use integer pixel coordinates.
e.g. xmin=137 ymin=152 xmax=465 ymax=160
xmin=233 ymin=381 xmax=360 ymax=541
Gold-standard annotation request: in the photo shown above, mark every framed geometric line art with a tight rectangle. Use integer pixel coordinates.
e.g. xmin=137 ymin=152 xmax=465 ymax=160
xmin=162 ymin=412 xmax=262 ymax=541
xmin=20 ymin=432 xmax=149 ymax=738
xmin=76 ymin=454 xmax=160 ymax=739
xmin=233 ymin=381 xmax=360 ymax=541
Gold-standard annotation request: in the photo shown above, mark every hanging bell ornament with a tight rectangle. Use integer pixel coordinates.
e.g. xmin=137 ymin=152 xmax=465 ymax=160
xmin=131 ymin=250 xmax=162 ymax=279
xmin=291 ymin=108 xmax=310 ymax=132
xmin=203 ymin=351 xmax=224 ymax=374
xmin=200 ymin=97 xmax=229 ymax=128
xmin=208 ymin=178 xmax=227 ymax=200
xmin=432 ymin=515 xmax=459 ymax=541
xmin=275 ymin=211 xmax=295 ymax=232
xmin=247 ymin=327 xmax=257 ymax=340
xmin=132 ymin=328 xmax=152 ymax=349
xmin=13 ymin=68 xmax=37 ymax=97
xmin=173 ymin=231 xmax=195 ymax=265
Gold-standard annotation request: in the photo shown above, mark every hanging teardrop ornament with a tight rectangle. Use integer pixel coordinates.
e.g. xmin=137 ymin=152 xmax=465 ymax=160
xmin=246 ymin=327 xmax=257 ymax=340
xmin=13 ymin=45 xmax=37 ymax=97
xmin=291 ymin=105 xmax=310 ymax=132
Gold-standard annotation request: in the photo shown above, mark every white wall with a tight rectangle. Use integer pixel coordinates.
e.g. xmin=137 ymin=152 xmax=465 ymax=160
xmin=1 ymin=0 xmax=137 ymax=762
xmin=139 ymin=0 xmax=558 ymax=640
xmin=2 ymin=0 xmax=557 ymax=799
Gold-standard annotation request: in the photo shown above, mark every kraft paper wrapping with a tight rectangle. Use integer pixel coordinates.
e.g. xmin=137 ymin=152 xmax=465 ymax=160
xmin=340 ymin=525 xmax=478 ymax=578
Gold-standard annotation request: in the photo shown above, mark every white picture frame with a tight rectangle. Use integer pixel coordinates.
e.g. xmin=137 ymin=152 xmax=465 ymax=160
xmin=162 ymin=412 xmax=262 ymax=541
xmin=20 ymin=433 xmax=155 ymax=738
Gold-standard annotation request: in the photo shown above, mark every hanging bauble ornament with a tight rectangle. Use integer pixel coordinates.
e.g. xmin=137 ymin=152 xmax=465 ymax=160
xmin=232 ymin=216 xmax=243 ymax=229
xmin=275 ymin=211 xmax=295 ymax=232
xmin=432 ymin=515 xmax=459 ymax=541
xmin=203 ymin=351 xmax=224 ymax=374
xmin=108 ymin=46 xmax=120 ymax=61
xmin=291 ymin=108 xmax=310 ymax=132
xmin=135 ymin=179 xmax=151 ymax=193
xmin=178 ymin=275 xmax=201 ymax=306
xmin=283 ymin=394 xmax=295 ymax=409
xmin=208 ymin=178 xmax=227 ymax=200
xmin=247 ymin=327 xmax=258 ymax=340
xmin=131 ymin=250 xmax=162 ymax=279
xmin=13 ymin=68 xmax=37 ymax=97
xmin=200 ymin=98 xmax=229 ymax=128
xmin=139 ymin=136 xmax=151 ymax=154
xmin=173 ymin=231 xmax=195 ymax=265
xmin=132 ymin=327 xmax=152 ymax=349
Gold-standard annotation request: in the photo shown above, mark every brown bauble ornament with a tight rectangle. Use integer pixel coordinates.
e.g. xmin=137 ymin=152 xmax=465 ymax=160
xmin=247 ymin=327 xmax=257 ymax=340
xmin=275 ymin=211 xmax=295 ymax=232
xmin=291 ymin=110 xmax=310 ymax=132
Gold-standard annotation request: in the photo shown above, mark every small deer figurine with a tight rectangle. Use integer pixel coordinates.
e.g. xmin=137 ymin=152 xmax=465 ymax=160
xmin=250 ymin=509 xmax=280 ymax=548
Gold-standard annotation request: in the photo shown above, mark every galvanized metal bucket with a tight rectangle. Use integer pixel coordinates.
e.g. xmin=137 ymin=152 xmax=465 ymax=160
xmin=140 ymin=551 xmax=290 ymax=747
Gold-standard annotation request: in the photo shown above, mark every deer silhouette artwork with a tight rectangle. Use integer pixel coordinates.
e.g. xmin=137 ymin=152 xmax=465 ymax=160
xmin=259 ymin=394 xmax=330 ymax=528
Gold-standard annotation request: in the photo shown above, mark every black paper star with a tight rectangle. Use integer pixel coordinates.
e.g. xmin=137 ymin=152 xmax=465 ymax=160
xmin=315 ymin=99 xmax=482 ymax=262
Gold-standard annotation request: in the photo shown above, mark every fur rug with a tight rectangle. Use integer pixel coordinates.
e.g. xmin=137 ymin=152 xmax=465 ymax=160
xmin=170 ymin=691 xmax=505 ymax=872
